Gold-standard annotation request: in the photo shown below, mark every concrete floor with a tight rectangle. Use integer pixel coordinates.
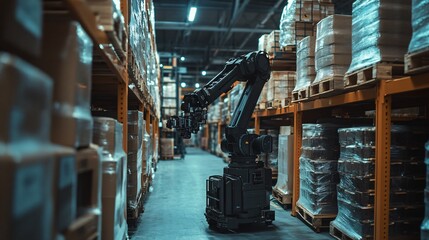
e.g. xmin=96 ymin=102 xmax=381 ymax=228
xmin=131 ymin=147 xmax=332 ymax=240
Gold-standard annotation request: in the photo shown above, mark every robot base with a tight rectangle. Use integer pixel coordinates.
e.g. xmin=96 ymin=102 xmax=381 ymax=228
xmin=205 ymin=165 xmax=275 ymax=230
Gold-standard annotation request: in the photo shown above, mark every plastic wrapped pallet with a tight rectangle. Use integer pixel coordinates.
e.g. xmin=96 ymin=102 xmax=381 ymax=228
xmin=129 ymin=0 xmax=148 ymax=82
xmin=0 ymin=0 xmax=42 ymax=60
xmin=127 ymin=111 xmax=143 ymax=210
xmin=267 ymin=71 xmax=296 ymax=102
xmin=279 ymin=0 xmax=334 ymax=48
xmin=297 ymin=123 xmax=341 ymax=215
xmin=346 ymin=0 xmax=412 ymax=74
xmin=93 ymin=118 xmax=128 ymax=240
xmin=274 ymin=132 xmax=294 ymax=197
xmin=422 ymin=140 xmax=429 ymax=238
xmin=313 ymin=15 xmax=352 ymax=84
xmin=332 ymin=126 xmax=427 ymax=239
xmin=408 ymin=0 xmax=429 ymax=54
xmin=294 ymin=36 xmax=316 ymax=92
xmin=267 ymin=129 xmax=279 ymax=170
xmin=37 ymin=14 xmax=93 ymax=148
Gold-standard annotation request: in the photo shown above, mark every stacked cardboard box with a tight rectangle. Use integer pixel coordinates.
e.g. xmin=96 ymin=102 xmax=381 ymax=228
xmin=265 ymin=30 xmax=281 ymax=55
xmin=422 ymin=140 xmax=429 ymax=238
xmin=127 ymin=111 xmax=143 ymax=213
xmin=258 ymin=34 xmax=268 ymax=52
xmin=332 ymin=126 xmax=427 ymax=239
xmin=313 ymin=15 xmax=352 ymax=87
xmin=297 ymin=124 xmax=341 ymax=215
xmin=346 ymin=0 xmax=412 ymax=74
xmin=408 ymin=0 xmax=429 ymax=54
xmin=273 ymin=128 xmax=294 ymax=199
xmin=293 ymin=36 xmax=315 ymax=94
xmin=160 ymin=138 xmax=174 ymax=157
xmin=36 ymin=13 xmax=94 ymax=149
xmin=93 ymin=118 xmax=128 ymax=240
xmin=279 ymin=0 xmax=334 ymax=49
xmin=266 ymin=71 xmax=296 ymax=102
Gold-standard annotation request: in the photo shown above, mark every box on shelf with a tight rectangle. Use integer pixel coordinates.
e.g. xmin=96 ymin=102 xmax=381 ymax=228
xmin=408 ymin=0 xmax=429 ymax=54
xmin=313 ymin=15 xmax=352 ymax=85
xmin=93 ymin=118 xmax=127 ymax=240
xmin=0 ymin=0 xmax=42 ymax=60
xmin=127 ymin=111 xmax=143 ymax=209
xmin=36 ymin=13 xmax=93 ymax=149
xmin=347 ymin=0 xmax=412 ymax=74
xmin=274 ymin=132 xmax=294 ymax=198
xmin=267 ymin=71 xmax=296 ymax=102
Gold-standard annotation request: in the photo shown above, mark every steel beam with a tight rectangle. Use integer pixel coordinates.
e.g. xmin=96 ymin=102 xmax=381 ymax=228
xmin=155 ymin=21 xmax=274 ymax=33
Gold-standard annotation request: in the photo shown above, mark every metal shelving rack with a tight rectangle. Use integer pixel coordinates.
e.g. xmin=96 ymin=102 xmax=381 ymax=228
xmin=61 ymin=0 xmax=160 ymax=155
xmin=249 ymin=72 xmax=429 ymax=239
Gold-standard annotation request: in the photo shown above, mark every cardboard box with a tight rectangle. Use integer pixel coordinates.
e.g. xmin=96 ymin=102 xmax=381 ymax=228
xmin=0 ymin=0 xmax=42 ymax=60
xmin=160 ymin=138 xmax=174 ymax=156
xmin=76 ymin=145 xmax=101 ymax=217
xmin=101 ymin=156 xmax=127 ymax=240
xmin=36 ymin=13 xmax=93 ymax=149
xmin=52 ymin=146 xmax=78 ymax=235
xmin=0 ymin=52 xmax=52 ymax=143
xmin=93 ymin=117 xmax=123 ymax=157
xmin=0 ymin=147 xmax=55 ymax=240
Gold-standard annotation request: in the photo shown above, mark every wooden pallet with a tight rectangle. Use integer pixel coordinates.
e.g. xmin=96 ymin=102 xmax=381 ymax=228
xmin=282 ymin=45 xmax=297 ymax=52
xmin=296 ymin=202 xmax=336 ymax=232
xmin=272 ymin=188 xmax=292 ymax=207
xmin=310 ymin=77 xmax=344 ymax=97
xmin=344 ymin=63 xmax=404 ymax=89
xmin=329 ymin=222 xmax=372 ymax=240
xmin=291 ymin=87 xmax=310 ymax=102
xmin=269 ymin=59 xmax=296 ymax=71
xmin=405 ymin=47 xmax=429 ymax=74
xmin=267 ymin=99 xmax=282 ymax=109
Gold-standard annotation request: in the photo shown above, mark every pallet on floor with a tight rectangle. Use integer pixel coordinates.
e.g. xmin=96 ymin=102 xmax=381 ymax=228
xmin=310 ymin=77 xmax=344 ymax=97
xmin=329 ymin=222 xmax=372 ymax=240
xmin=405 ymin=47 xmax=429 ymax=74
xmin=272 ymin=187 xmax=292 ymax=208
xmin=344 ymin=62 xmax=404 ymax=89
xmin=291 ymin=87 xmax=310 ymax=102
xmin=296 ymin=202 xmax=336 ymax=232
xmin=267 ymin=99 xmax=282 ymax=109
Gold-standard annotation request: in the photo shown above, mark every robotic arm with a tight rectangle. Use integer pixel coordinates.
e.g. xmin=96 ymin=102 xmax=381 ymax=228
xmin=167 ymin=51 xmax=272 ymax=162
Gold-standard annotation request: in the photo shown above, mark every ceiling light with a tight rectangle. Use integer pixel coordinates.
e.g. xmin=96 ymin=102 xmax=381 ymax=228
xmin=195 ymin=83 xmax=200 ymax=88
xmin=180 ymin=82 xmax=187 ymax=88
xmin=160 ymin=64 xmax=164 ymax=68
xmin=188 ymin=7 xmax=197 ymax=22
xmin=180 ymin=56 xmax=185 ymax=61
xmin=201 ymin=70 xmax=207 ymax=76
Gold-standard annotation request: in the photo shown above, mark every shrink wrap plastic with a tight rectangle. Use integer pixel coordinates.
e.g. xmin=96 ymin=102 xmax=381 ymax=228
xmin=274 ymin=134 xmax=294 ymax=196
xmin=297 ymin=123 xmax=341 ymax=215
xmin=127 ymin=111 xmax=143 ymax=209
xmin=314 ymin=15 xmax=352 ymax=84
xmin=408 ymin=0 xmax=429 ymax=53
xmin=267 ymin=71 xmax=296 ymax=102
xmin=347 ymin=0 xmax=412 ymax=74
xmin=93 ymin=117 xmax=127 ymax=240
xmin=332 ymin=125 xmax=427 ymax=239
xmin=294 ymin=36 xmax=315 ymax=91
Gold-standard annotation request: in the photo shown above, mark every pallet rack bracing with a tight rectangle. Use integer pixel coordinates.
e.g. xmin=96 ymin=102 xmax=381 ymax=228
xmin=249 ymin=73 xmax=429 ymax=239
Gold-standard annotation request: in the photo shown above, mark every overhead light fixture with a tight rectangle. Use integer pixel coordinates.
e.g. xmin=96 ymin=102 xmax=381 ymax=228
xmin=181 ymin=82 xmax=187 ymax=88
xmin=160 ymin=64 xmax=164 ymax=68
xmin=188 ymin=7 xmax=197 ymax=22
xmin=195 ymin=83 xmax=200 ymax=88
xmin=180 ymin=56 xmax=185 ymax=61
xmin=201 ymin=70 xmax=207 ymax=76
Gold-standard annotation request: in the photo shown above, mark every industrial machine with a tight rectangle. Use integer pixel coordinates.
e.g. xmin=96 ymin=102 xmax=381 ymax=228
xmin=167 ymin=51 xmax=275 ymax=230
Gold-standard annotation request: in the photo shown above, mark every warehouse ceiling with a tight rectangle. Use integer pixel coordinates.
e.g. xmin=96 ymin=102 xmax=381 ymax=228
xmin=154 ymin=0 xmax=354 ymax=87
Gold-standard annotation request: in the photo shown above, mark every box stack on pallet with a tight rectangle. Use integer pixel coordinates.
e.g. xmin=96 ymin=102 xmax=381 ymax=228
xmin=279 ymin=0 xmax=334 ymax=51
xmin=296 ymin=123 xmax=341 ymax=232
xmin=405 ymin=0 xmax=429 ymax=74
xmin=310 ymin=15 xmax=352 ymax=97
xmin=422 ymin=141 xmax=429 ymax=238
xmin=273 ymin=127 xmax=294 ymax=207
xmin=93 ymin=118 xmax=128 ymax=240
xmin=330 ymin=126 xmax=428 ymax=240
xmin=292 ymin=36 xmax=315 ymax=102
xmin=126 ymin=111 xmax=144 ymax=227
xmin=266 ymin=71 xmax=296 ymax=109
xmin=344 ymin=0 xmax=411 ymax=88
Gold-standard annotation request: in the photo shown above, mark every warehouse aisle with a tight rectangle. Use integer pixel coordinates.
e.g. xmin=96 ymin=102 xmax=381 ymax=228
xmin=131 ymin=148 xmax=332 ymax=240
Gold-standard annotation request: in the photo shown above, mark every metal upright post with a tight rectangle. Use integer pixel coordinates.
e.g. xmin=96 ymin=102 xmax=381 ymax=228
xmin=291 ymin=105 xmax=302 ymax=216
